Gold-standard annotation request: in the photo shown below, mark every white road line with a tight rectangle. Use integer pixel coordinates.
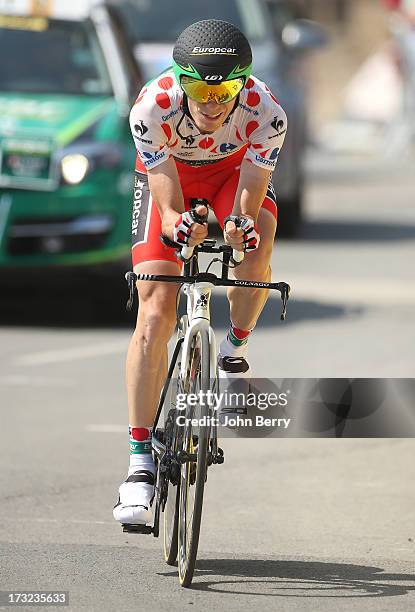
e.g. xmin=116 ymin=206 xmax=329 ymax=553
xmin=288 ymin=276 xmax=415 ymax=306
xmin=14 ymin=340 xmax=127 ymax=367
xmin=86 ymin=424 xmax=125 ymax=433
xmin=0 ymin=375 xmax=75 ymax=387
xmin=2 ymin=518 xmax=113 ymax=526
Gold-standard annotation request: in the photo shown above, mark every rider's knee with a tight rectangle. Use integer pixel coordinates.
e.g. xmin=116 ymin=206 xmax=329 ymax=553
xmin=135 ymin=287 xmax=177 ymax=343
xmin=236 ymin=247 xmax=272 ymax=278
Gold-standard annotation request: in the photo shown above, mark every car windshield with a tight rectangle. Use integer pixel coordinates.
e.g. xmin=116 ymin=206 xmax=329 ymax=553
xmin=0 ymin=16 xmax=112 ymax=95
xmin=117 ymin=0 xmax=267 ymax=42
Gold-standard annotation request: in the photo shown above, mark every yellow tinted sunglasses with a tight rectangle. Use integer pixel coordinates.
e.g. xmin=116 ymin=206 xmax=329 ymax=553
xmin=181 ymin=76 xmax=245 ymax=104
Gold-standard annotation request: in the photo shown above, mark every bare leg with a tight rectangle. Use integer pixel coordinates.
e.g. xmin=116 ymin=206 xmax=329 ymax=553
xmin=126 ymin=260 xmax=180 ymax=428
xmin=227 ymin=209 xmax=277 ymax=329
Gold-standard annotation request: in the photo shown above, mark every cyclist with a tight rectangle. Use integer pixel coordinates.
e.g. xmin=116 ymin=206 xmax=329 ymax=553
xmin=113 ymin=19 xmax=287 ymax=526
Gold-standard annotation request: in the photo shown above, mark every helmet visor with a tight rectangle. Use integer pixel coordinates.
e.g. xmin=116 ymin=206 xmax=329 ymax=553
xmin=180 ymin=76 xmax=244 ymax=104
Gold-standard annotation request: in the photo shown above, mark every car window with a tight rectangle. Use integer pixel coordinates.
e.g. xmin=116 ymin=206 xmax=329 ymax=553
xmin=0 ymin=16 xmax=112 ymax=95
xmin=263 ymin=0 xmax=297 ymax=33
xmin=116 ymin=0 xmax=267 ymax=42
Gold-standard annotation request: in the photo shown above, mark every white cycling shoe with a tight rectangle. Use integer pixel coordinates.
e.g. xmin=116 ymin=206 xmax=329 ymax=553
xmin=113 ymin=469 xmax=155 ymax=525
xmin=217 ymin=336 xmax=251 ymax=380
xmin=217 ymin=338 xmax=251 ymax=424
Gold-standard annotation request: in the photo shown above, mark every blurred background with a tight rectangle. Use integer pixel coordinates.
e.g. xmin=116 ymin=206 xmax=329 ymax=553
xmin=0 ymin=0 xmax=414 ymax=369
xmin=1 ymin=1 xmax=414 ymax=608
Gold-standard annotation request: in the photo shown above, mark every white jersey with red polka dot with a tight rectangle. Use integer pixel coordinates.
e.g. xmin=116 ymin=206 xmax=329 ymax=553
xmin=129 ymin=70 xmax=287 ymax=172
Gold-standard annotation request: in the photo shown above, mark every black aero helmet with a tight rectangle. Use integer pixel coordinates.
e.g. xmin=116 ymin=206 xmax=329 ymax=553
xmin=172 ymin=19 xmax=252 ymax=87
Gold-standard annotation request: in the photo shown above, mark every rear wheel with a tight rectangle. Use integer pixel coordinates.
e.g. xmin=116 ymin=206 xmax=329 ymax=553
xmin=163 ymin=476 xmax=180 ymax=565
xmin=163 ymin=321 xmax=187 ymax=565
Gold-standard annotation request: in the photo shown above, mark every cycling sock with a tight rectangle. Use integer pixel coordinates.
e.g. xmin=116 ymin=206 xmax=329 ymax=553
xmin=219 ymin=324 xmax=252 ymax=360
xmin=228 ymin=321 xmax=253 ymax=347
xmin=225 ymin=321 xmax=253 ymax=352
xmin=128 ymin=426 xmax=155 ymax=477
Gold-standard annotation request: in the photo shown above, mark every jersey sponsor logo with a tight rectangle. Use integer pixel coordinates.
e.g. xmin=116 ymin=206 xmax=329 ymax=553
xmin=134 ymin=121 xmax=152 ymax=144
xmin=162 ymin=109 xmax=179 ymax=121
xmin=134 ymin=120 xmax=148 ymax=137
xmin=132 ymin=176 xmax=145 ymax=236
xmin=266 ymin=176 xmax=277 ymax=201
xmin=140 ymin=150 xmax=166 ymax=167
xmin=219 ymin=143 xmax=238 ymax=153
xmin=132 ymin=174 xmax=152 ymax=245
xmin=191 ymin=46 xmax=237 ymax=55
xmin=135 ymin=136 xmax=153 ymax=144
xmin=269 ymin=147 xmax=280 ymax=160
xmin=269 ymin=116 xmax=286 ymax=138
xmin=238 ymin=102 xmax=259 ymax=117
xmin=174 ymin=151 xmax=193 ymax=157
xmin=255 ymin=154 xmax=277 ymax=166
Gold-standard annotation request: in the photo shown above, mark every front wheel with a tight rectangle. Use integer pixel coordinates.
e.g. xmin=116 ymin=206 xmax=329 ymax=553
xmin=178 ymin=331 xmax=211 ymax=587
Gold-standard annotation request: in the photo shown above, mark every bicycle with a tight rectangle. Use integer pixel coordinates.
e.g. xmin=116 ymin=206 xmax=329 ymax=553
xmin=122 ymin=205 xmax=290 ymax=587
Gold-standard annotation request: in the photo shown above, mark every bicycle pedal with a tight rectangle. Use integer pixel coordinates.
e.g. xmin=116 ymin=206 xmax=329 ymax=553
xmin=122 ymin=523 xmax=153 ymax=535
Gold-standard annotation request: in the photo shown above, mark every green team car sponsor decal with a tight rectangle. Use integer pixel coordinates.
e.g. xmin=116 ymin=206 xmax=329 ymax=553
xmin=0 ymin=95 xmax=115 ymax=189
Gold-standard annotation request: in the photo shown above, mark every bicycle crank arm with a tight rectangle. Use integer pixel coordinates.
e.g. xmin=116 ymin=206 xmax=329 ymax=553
xmin=122 ymin=524 xmax=153 ymax=535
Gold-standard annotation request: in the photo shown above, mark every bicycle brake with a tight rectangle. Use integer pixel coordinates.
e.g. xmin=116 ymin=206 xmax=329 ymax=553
xmin=125 ymin=271 xmax=137 ymax=311
xmin=279 ymin=282 xmax=291 ymax=321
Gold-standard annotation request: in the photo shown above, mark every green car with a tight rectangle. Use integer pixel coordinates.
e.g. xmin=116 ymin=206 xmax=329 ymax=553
xmin=0 ymin=2 xmax=141 ymax=269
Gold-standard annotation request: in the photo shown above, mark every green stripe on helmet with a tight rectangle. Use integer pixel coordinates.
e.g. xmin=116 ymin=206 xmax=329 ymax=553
xmin=172 ymin=59 xmax=203 ymax=85
xmin=173 ymin=58 xmax=251 ymax=87
xmin=227 ymin=63 xmax=252 ymax=81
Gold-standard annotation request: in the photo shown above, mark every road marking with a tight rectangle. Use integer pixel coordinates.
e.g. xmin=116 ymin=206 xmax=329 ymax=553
xmin=0 ymin=375 xmax=75 ymax=387
xmin=86 ymin=424 xmax=125 ymax=433
xmin=14 ymin=340 xmax=127 ymax=367
xmin=2 ymin=517 xmax=113 ymax=526
xmin=289 ymin=276 xmax=415 ymax=306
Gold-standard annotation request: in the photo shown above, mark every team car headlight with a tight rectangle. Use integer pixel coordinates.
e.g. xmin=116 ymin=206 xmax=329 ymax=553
xmin=61 ymin=154 xmax=90 ymax=185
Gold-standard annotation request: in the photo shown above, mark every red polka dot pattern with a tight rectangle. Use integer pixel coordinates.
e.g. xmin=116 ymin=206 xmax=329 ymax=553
xmin=135 ymin=88 xmax=147 ymax=105
xmin=236 ymin=128 xmax=243 ymax=141
xmin=246 ymin=121 xmax=259 ymax=139
xmin=161 ymin=123 xmax=172 ymax=141
xmin=245 ymin=78 xmax=254 ymax=89
xmin=156 ymin=93 xmax=171 ymax=109
xmin=199 ymin=137 xmax=214 ymax=149
xmin=158 ymin=76 xmax=174 ymax=90
xmin=247 ymin=92 xmax=260 ymax=107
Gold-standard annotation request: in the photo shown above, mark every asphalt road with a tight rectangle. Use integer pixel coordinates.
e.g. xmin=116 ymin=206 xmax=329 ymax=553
xmin=1 ymin=159 xmax=415 ymax=610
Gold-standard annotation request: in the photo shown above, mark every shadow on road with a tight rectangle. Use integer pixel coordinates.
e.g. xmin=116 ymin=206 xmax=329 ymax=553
xmin=301 ymin=219 xmax=415 ymax=242
xmin=162 ymin=558 xmax=415 ymax=598
xmin=0 ymin=276 xmax=361 ymax=329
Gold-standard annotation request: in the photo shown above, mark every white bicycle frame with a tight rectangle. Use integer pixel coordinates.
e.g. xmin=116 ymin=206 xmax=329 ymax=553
xmin=180 ymin=281 xmax=217 ymax=385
